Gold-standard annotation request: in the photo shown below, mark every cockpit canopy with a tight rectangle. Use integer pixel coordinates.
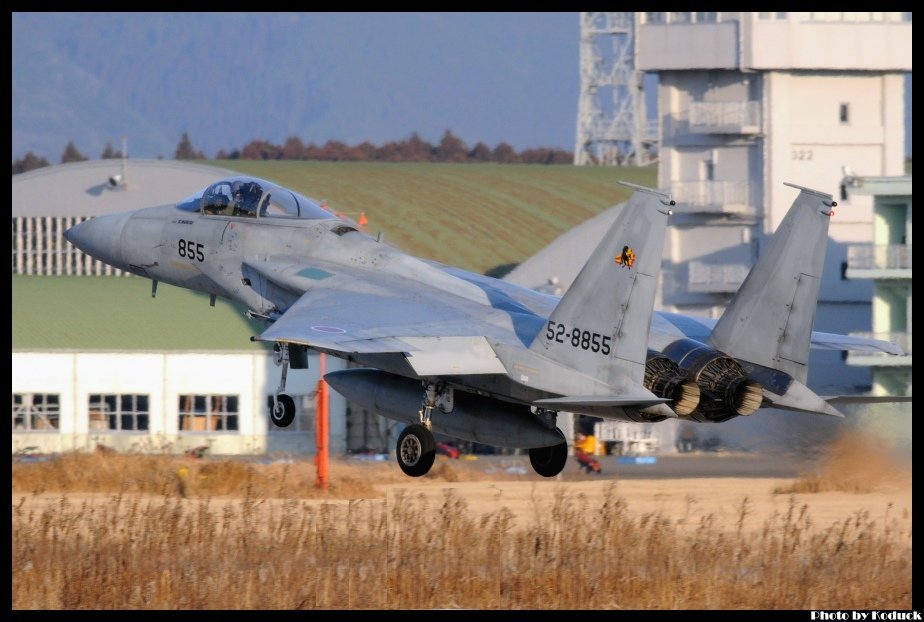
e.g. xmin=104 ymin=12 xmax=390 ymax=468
xmin=177 ymin=176 xmax=336 ymax=220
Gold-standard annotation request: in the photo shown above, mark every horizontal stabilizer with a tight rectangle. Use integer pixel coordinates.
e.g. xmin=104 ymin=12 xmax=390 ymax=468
xmin=770 ymin=402 xmax=845 ymax=418
xmin=763 ymin=379 xmax=845 ymax=417
xmin=657 ymin=313 xmax=907 ymax=356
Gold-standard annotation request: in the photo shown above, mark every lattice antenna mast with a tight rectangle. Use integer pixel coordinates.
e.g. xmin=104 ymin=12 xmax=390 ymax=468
xmin=574 ymin=12 xmax=649 ymax=166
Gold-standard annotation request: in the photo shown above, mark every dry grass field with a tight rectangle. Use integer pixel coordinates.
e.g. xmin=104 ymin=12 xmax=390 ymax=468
xmin=12 ymin=431 xmax=912 ymax=609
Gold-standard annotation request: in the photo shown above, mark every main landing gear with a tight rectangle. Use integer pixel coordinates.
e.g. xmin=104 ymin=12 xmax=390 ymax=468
xmin=395 ymin=382 xmax=444 ymax=477
xmin=396 ymin=424 xmax=436 ymax=477
xmin=393 ymin=391 xmax=569 ymax=479
xmin=270 ymin=343 xmax=296 ymax=427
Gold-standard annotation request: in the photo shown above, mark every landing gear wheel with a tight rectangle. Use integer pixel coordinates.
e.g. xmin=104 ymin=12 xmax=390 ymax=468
xmin=529 ymin=430 xmax=568 ymax=477
xmin=396 ymin=424 xmax=436 ymax=477
xmin=270 ymin=394 xmax=296 ymax=428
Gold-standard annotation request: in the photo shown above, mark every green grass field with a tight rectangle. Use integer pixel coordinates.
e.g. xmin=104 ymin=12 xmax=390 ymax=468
xmin=13 ymin=162 xmax=657 ymax=350
xmin=12 ymin=275 xmax=268 ymax=351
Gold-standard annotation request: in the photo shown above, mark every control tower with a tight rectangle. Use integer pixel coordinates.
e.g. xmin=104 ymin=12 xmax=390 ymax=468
xmin=636 ymin=11 xmax=911 ymax=393
xmin=574 ymin=12 xmax=654 ymax=165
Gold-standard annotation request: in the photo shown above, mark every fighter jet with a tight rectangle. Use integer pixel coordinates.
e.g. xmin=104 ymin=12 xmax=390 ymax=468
xmin=64 ymin=176 xmax=906 ymax=477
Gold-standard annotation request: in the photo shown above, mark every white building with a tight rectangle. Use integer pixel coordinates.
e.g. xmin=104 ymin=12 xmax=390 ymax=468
xmin=842 ymin=174 xmax=912 ymax=445
xmin=637 ymin=11 xmax=911 ymax=393
xmin=12 ymin=158 xmax=238 ymax=276
xmin=844 ymin=175 xmax=912 ymax=394
xmin=12 ymin=351 xmax=346 ymax=456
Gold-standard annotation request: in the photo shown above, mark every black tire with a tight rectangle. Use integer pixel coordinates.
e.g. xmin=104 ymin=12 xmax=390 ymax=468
xmin=396 ymin=424 xmax=436 ymax=477
xmin=529 ymin=430 xmax=568 ymax=477
xmin=270 ymin=394 xmax=296 ymax=428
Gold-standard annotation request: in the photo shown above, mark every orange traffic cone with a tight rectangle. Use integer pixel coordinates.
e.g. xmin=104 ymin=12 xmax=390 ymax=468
xmin=358 ymin=212 xmax=368 ymax=227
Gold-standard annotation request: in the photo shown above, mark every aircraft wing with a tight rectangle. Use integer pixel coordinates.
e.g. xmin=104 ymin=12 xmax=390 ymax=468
xmin=824 ymin=395 xmax=912 ymax=404
xmin=420 ymin=280 xmax=905 ymax=357
xmin=655 ymin=312 xmax=905 ymax=355
xmin=808 ymin=331 xmax=905 ymax=354
xmin=252 ymin=266 xmax=513 ymax=376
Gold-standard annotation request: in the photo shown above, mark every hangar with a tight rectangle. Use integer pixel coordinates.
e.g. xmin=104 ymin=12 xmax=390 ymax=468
xmin=12 ymin=159 xmax=349 ymax=457
xmin=13 ymin=158 xmax=239 ymax=276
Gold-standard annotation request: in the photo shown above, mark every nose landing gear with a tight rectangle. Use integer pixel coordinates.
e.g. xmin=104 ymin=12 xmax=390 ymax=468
xmin=271 ymin=394 xmax=296 ymax=428
xmin=270 ymin=343 xmax=297 ymax=428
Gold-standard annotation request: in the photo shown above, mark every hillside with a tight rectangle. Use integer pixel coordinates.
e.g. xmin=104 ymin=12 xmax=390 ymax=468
xmin=12 ymin=275 xmax=268 ymax=351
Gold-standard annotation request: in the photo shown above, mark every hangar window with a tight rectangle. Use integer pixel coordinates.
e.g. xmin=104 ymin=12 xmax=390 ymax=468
xmin=266 ymin=394 xmax=316 ymax=433
xmin=178 ymin=394 xmax=239 ymax=432
xmin=12 ymin=393 xmax=60 ymax=432
xmin=88 ymin=394 xmax=150 ymax=432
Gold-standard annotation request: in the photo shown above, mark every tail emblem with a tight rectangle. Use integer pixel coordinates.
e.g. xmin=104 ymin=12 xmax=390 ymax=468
xmin=614 ymin=246 xmax=636 ymax=269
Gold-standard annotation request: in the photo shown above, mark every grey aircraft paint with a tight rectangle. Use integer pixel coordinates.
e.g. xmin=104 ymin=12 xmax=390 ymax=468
xmin=64 ymin=176 xmax=907 ymax=477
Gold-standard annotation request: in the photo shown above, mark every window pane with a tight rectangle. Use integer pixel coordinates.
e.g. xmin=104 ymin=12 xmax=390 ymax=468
xmin=180 ymin=395 xmax=239 ymax=433
xmin=13 ymin=394 xmax=26 ymax=430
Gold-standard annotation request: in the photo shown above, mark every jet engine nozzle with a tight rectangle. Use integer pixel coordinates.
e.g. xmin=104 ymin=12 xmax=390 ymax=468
xmin=660 ymin=339 xmax=764 ymax=423
xmin=694 ymin=357 xmax=763 ymax=418
xmin=644 ymin=351 xmax=700 ymax=416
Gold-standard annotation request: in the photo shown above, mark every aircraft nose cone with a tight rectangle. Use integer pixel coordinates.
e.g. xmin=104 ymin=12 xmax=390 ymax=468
xmin=64 ymin=212 xmax=131 ymax=269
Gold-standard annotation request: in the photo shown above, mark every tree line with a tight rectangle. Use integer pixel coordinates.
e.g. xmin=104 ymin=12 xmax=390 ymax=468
xmin=13 ymin=130 xmax=573 ymax=174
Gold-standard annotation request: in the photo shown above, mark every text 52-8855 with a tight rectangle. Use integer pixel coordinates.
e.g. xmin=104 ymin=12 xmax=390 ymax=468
xmin=545 ymin=321 xmax=611 ymax=355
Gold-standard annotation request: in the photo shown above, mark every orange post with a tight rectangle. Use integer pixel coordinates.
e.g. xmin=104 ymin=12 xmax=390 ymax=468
xmin=315 ymin=353 xmax=330 ymax=491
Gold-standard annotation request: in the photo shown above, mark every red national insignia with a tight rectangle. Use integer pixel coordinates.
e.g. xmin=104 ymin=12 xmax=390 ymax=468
xmin=614 ymin=245 xmax=636 ymax=269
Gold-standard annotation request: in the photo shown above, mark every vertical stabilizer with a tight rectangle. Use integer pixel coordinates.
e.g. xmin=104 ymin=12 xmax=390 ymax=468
xmin=530 ymin=183 xmax=673 ymax=389
xmin=709 ymin=183 xmax=837 ymax=383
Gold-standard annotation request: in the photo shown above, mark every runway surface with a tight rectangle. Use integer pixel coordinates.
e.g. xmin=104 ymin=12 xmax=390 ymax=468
xmin=420 ymin=450 xmax=812 ymax=481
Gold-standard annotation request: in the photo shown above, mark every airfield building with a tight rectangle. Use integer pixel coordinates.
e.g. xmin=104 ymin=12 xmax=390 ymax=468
xmin=12 ymin=159 xmax=349 ymax=457
xmin=842 ymin=174 xmax=912 ymax=444
xmin=640 ymin=11 xmax=911 ymax=395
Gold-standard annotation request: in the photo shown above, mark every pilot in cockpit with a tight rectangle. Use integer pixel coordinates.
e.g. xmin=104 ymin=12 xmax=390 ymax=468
xmin=231 ymin=181 xmax=262 ymax=217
